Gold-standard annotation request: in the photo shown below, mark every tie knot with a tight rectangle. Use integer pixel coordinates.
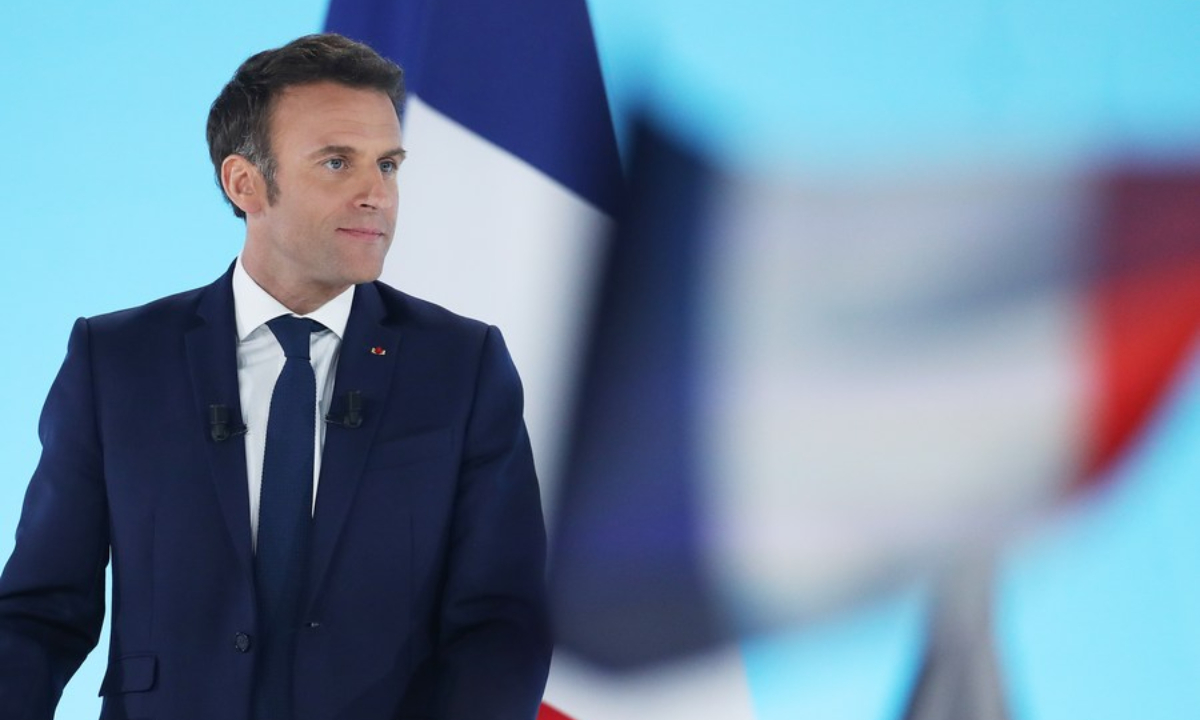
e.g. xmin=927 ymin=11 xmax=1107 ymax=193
xmin=267 ymin=315 xmax=319 ymax=360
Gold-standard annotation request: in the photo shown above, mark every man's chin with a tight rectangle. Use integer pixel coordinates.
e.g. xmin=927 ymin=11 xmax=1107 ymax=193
xmin=341 ymin=255 xmax=388 ymax=286
xmin=349 ymin=266 xmax=386 ymax=286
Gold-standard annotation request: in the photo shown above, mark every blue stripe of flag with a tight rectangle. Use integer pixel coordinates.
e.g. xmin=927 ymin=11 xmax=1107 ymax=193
xmin=549 ymin=118 xmax=726 ymax=668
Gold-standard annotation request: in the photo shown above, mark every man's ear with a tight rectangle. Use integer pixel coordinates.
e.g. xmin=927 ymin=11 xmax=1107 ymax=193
xmin=220 ymin=154 xmax=266 ymax=215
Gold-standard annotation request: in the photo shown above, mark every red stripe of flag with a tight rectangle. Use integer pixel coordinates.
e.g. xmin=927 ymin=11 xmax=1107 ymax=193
xmin=1089 ymin=166 xmax=1200 ymax=481
xmin=538 ymin=701 xmax=576 ymax=720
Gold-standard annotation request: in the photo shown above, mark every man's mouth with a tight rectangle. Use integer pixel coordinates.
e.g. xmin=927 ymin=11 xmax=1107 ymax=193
xmin=337 ymin=227 xmax=386 ymax=240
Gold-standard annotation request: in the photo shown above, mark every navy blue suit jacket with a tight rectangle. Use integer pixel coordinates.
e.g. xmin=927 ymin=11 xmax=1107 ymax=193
xmin=0 ymin=266 xmax=551 ymax=719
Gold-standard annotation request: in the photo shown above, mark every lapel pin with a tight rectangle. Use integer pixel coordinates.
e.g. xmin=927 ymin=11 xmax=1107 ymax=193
xmin=370 ymin=346 xmax=387 ymax=356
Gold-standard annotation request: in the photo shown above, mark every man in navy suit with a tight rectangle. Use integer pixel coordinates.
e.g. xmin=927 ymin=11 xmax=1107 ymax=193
xmin=0 ymin=34 xmax=550 ymax=719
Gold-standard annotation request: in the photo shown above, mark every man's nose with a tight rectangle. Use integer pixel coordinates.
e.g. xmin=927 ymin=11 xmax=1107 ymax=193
xmin=358 ymin=169 xmax=395 ymax=210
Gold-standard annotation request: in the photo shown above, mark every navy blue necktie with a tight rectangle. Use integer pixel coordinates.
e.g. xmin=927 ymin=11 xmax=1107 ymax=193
xmin=254 ymin=315 xmax=319 ymax=720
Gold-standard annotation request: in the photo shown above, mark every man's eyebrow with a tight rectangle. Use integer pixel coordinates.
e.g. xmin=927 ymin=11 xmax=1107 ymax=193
xmin=309 ymin=144 xmax=357 ymax=159
xmin=308 ymin=145 xmax=407 ymax=159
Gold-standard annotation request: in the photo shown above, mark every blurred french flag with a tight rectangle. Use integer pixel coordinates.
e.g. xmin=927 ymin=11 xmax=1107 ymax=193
xmin=326 ymin=0 xmax=1200 ymax=717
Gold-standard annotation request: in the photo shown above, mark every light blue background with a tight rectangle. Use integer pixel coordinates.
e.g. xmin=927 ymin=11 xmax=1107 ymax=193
xmin=587 ymin=0 xmax=1200 ymax=173
xmin=0 ymin=2 xmax=327 ymax=714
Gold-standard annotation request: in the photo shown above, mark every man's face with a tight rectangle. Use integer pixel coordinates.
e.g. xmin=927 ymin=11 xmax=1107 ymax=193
xmin=242 ymin=81 xmax=404 ymax=306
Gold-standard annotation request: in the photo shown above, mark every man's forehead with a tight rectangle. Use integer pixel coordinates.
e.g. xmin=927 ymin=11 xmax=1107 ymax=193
xmin=270 ymin=82 xmax=402 ymax=145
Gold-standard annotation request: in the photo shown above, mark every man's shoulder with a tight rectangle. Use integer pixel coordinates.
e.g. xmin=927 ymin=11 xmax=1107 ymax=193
xmin=82 ymin=275 xmax=501 ymax=341
xmin=371 ymin=280 xmax=492 ymax=335
xmin=84 ymin=275 xmax=224 ymax=337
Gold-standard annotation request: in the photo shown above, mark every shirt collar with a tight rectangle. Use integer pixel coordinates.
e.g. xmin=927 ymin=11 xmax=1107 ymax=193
xmin=232 ymin=255 xmax=354 ymax=341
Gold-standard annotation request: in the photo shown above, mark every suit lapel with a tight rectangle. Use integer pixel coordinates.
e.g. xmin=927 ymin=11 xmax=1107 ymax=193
xmin=306 ymin=282 xmax=400 ymax=610
xmin=184 ymin=266 xmax=255 ymax=581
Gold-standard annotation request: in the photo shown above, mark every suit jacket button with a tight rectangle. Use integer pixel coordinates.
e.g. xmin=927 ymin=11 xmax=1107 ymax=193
xmin=234 ymin=632 xmax=252 ymax=653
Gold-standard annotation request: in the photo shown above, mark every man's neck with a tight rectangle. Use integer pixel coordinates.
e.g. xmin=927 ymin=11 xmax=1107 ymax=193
xmin=240 ymin=259 xmax=347 ymax=316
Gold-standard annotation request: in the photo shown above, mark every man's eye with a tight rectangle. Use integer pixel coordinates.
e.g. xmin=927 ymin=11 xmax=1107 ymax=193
xmin=379 ymin=160 xmax=398 ymax=174
xmin=324 ymin=158 xmax=346 ymax=170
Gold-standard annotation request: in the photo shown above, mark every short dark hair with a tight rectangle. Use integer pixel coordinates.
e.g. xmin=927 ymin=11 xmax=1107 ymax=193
xmin=206 ymin=33 xmax=405 ymax=219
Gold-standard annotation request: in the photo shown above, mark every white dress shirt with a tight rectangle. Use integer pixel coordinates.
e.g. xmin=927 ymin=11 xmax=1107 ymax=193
xmin=231 ymin=257 xmax=354 ymax=546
